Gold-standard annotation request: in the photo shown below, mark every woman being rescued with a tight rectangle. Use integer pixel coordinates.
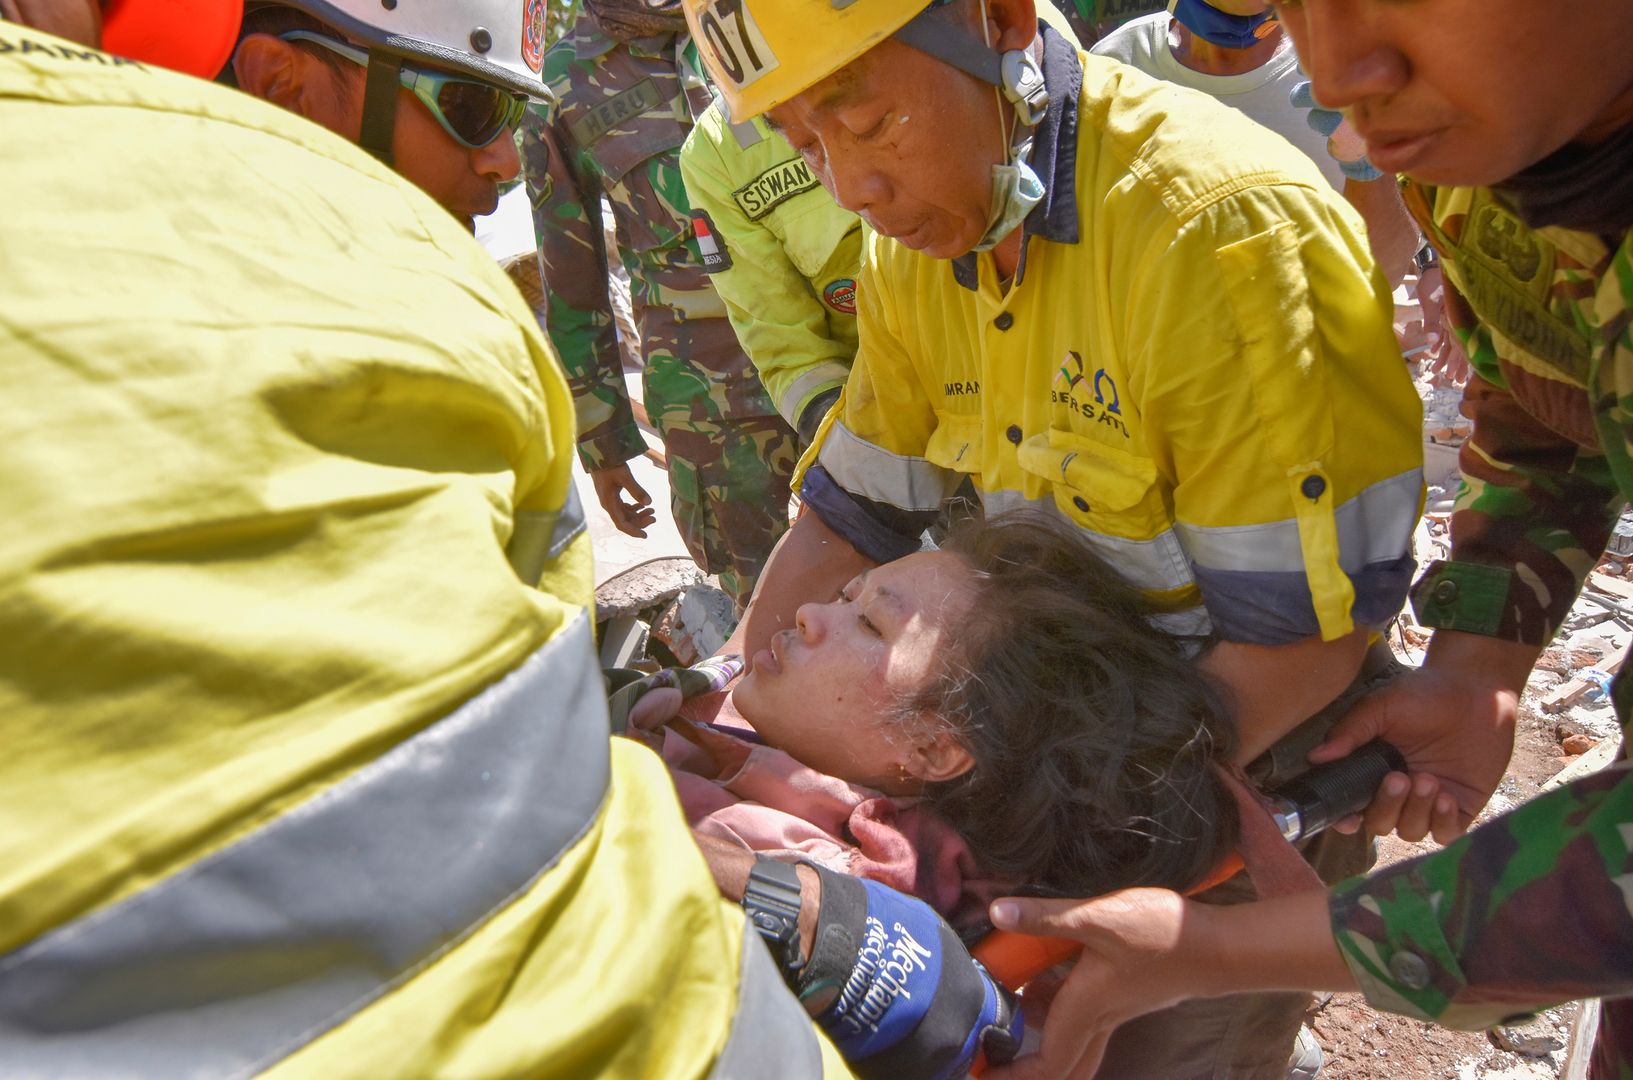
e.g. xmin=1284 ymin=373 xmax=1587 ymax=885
xmin=614 ymin=513 xmax=1242 ymax=930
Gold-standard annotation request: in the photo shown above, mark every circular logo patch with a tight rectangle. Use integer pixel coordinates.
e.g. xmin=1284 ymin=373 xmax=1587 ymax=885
xmin=822 ymin=278 xmax=857 ymax=315
xmin=521 ymin=0 xmax=546 ymax=72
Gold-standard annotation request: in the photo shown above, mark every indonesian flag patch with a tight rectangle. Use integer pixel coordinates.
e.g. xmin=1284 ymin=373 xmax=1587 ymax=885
xmin=691 ymin=209 xmax=732 ymax=272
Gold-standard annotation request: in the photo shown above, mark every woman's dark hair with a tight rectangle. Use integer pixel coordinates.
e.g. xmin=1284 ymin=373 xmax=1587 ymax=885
xmin=905 ymin=512 xmax=1239 ymax=898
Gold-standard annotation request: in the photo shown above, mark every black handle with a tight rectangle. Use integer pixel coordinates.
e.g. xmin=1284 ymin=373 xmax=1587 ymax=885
xmin=1272 ymin=738 xmax=1407 ymax=840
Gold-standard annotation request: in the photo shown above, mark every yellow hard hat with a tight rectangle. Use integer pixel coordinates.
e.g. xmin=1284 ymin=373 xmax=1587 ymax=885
xmin=682 ymin=0 xmax=927 ymax=121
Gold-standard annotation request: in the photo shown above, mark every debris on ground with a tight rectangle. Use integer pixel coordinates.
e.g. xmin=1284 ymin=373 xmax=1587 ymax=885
xmin=593 ymin=555 xmax=738 ymax=669
xmin=1317 ymin=334 xmax=1616 ymax=1080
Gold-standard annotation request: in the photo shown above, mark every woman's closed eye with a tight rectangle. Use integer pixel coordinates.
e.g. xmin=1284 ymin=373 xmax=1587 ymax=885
xmin=836 ymin=583 xmax=882 ymax=637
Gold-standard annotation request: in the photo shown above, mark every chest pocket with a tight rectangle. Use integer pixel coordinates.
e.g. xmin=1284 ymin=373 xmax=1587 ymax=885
xmin=1016 ymin=428 xmax=1169 ymax=541
xmin=777 ymin=205 xmax=850 ymax=282
xmin=1412 ymin=185 xmax=1593 ymax=383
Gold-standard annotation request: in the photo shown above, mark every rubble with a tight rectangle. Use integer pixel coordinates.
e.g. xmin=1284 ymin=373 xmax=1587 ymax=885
xmin=1488 ymin=1011 xmax=1568 ymax=1060
xmin=649 ymin=583 xmax=737 ymax=666
xmin=594 ymin=556 xmax=704 ymax=621
xmin=1560 ymin=733 xmax=1598 ymax=757
xmin=1392 ymin=490 xmax=1633 ymax=777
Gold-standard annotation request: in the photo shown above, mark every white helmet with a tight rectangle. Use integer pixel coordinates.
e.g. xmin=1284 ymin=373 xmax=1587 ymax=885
xmin=252 ymin=0 xmax=550 ymax=165
xmin=266 ymin=0 xmax=551 ymax=100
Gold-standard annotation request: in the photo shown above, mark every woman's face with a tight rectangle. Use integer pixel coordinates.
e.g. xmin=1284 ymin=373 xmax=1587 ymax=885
xmin=732 ymin=549 xmax=977 ymax=790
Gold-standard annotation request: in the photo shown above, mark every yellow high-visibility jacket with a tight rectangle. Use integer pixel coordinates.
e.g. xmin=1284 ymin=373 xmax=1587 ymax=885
xmin=680 ymin=104 xmax=863 ymax=435
xmin=0 ymin=23 xmax=844 ymax=1078
xmin=805 ymin=40 xmax=1424 ymax=646
xmin=675 ymin=6 xmax=1080 ymax=440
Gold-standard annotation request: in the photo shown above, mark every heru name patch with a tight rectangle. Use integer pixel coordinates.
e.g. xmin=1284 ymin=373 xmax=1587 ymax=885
xmin=731 ymin=156 xmax=819 ymax=221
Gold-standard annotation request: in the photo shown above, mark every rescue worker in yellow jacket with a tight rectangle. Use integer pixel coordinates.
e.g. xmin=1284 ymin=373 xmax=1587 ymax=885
xmin=0 ymin=3 xmax=1030 ymax=1076
xmin=677 ymin=6 xmax=1079 ymax=448
xmin=680 ymin=106 xmax=864 ymax=446
xmin=689 ymin=0 xmax=1426 ymax=1075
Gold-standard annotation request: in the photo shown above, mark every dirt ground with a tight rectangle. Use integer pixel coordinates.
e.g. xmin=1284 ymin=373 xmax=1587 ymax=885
xmin=1306 ymin=651 xmax=1605 ymax=1080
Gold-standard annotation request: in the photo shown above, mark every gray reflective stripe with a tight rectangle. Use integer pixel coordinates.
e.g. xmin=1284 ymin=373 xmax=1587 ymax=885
xmin=709 ymin=926 xmax=826 ymax=1080
xmin=819 ymin=422 xmax=960 ymax=512
xmin=0 ymin=613 xmax=608 ymax=1080
xmin=981 ymin=488 xmax=1199 ymax=595
xmin=511 ymin=487 xmax=588 ymax=583
xmin=982 ymin=489 xmax=1214 ymax=638
xmin=778 ymin=366 xmax=850 ymax=430
xmin=1174 ymin=469 xmax=1423 ymax=575
xmin=548 ymin=485 xmax=587 ymax=561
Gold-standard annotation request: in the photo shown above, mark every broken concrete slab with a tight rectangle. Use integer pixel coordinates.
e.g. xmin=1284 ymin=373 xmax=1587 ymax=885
xmin=650 ymin=583 xmax=738 ymax=666
xmin=599 ymin=614 xmax=649 ymax=669
xmin=594 ymin=556 xmax=704 ymax=621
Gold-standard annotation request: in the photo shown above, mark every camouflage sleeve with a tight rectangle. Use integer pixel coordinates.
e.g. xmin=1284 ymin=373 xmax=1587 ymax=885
xmin=522 ymin=107 xmax=644 ymax=472
xmin=1410 ymin=371 xmax=1625 ymax=645
xmin=1330 ymin=759 xmax=1633 ymax=1030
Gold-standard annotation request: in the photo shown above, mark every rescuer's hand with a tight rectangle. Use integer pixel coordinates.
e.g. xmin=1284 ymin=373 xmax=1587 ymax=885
xmin=1308 ymin=631 xmax=1539 ymax=844
xmin=590 ymin=463 xmax=657 ymax=537
xmin=983 ymin=889 xmax=1353 ymax=1080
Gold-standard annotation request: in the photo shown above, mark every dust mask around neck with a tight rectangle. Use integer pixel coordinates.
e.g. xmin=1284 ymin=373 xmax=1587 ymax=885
xmin=971 ymin=137 xmax=1044 ymax=253
xmin=968 ymin=0 xmax=1047 ymax=254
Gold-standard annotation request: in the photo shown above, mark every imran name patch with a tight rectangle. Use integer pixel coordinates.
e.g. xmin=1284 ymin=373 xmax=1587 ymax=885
xmin=692 ymin=209 xmax=733 ymax=272
xmin=731 ymin=156 xmax=819 ymax=221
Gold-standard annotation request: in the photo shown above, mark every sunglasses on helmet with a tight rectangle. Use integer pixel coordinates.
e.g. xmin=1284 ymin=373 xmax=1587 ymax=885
xmin=280 ymin=31 xmax=528 ymax=150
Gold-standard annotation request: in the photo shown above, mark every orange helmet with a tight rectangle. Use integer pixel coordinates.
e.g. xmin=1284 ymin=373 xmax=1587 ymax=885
xmin=100 ymin=0 xmax=244 ymax=79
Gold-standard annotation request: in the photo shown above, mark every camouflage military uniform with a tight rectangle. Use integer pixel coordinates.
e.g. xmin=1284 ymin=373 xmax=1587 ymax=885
xmin=1336 ymin=180 xmax=1633 ymax=1077
xmin=1048 ymin=0 xmax=1165 ymax=43
xmin=523 ymin=12 xmax=797 ymax=607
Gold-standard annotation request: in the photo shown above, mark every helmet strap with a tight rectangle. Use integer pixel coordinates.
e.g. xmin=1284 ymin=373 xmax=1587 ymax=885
xmin=893 ymin=4 xmax=1048 ymax=127
xmin=358 ymin=49 xmax=402 ymax=168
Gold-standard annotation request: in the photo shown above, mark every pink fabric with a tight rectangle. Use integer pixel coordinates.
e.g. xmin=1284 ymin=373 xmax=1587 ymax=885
xmin=660 ymin=728 xmax=1002 ymax=926
xmin=1217 ymin=764 xmax=1325 ymax=898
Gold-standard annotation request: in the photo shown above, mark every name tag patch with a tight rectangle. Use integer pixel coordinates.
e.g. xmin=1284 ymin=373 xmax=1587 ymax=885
xmin=731 ymin=156 xmax=819 ymax=221
xmin=567 ymin=79 xmax=667 ymax=146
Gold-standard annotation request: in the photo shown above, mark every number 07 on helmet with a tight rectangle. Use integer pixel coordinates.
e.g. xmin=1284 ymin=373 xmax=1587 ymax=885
xmin=683 ymin=0 xmax=928 ymax=121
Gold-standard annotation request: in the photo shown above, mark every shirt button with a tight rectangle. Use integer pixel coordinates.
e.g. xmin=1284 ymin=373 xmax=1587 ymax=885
xmin=1388 ymin=951 xmax=1432 ymax=990
xmin=994 ymin=312 xmax=1014 ymax=331
xmin=1006 ymin=424 xmax=1023 ymax=445
xmin=1073 ymin=496 xmax=1090 ymax=512
xmin=1433 ymin=579 xmax=1459 ymax=605
xmin=1300 ymin=474 xmax=1326 ymax=501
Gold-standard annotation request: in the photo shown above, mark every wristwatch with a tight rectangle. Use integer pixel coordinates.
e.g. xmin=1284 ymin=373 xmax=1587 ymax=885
xmin=1414 ymin=241 xmax=1440 ymax=272
xmin=742 ymin=855 xmax=806 ymax=984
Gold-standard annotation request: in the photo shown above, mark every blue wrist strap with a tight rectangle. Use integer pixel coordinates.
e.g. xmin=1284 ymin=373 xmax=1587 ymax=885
xmin=801 ymin=872 xmax=1023 ymax=1080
